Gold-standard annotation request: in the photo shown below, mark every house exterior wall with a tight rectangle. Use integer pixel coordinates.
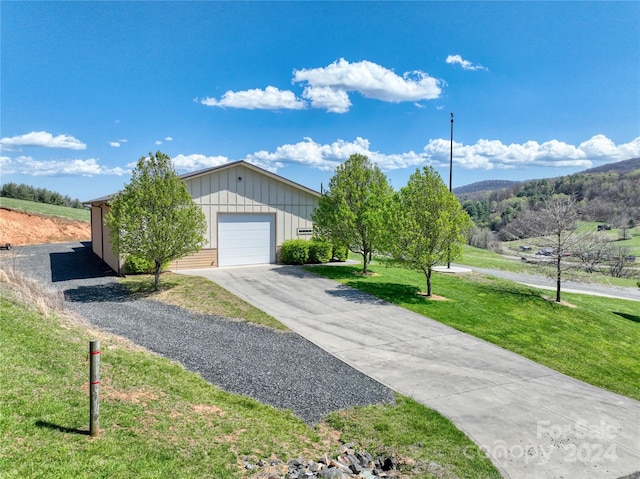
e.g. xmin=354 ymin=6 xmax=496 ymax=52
xmin=90 ymin=204 xmax=122 ymax=274
xmin=183 ymin=163 xmax=318 ymax=260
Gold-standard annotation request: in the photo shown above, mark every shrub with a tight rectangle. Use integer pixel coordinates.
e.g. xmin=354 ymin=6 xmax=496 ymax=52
xmin=332 ymin=244 xmax=349 ymax=262
xmin=124 ymin=255 xmax=156 ymax=274
xmin=280 ymin=239 xmax=310 ymax=265
xmin=308 ymin=238 xmax=332 ymax=263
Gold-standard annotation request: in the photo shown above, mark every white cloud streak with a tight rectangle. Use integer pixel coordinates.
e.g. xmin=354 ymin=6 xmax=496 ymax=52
xmin=109 ymin=141 xmax=121 ymax=148
xmin=446 ymin=54 xmax=487 ymax=71
xmin=3 ymin=134 xmax=636 ymax=179
xmin=201 ymin=86 xmax=306 ymax=110
xmin=1 ymin=156 xmax=127 ymax=176
xmin=240 ymin=134 xmax=640 ymax=173
xmin=0 ymin=131 xmax=87 ymax=150
xmin=165 ymin=136 xmax=173 ymax=142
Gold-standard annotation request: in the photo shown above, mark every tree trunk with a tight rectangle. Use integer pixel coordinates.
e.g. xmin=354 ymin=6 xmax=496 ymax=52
xmin=362 ymin=247 xmax=369 ymax=274
xmin=154 ymin=260 xmax=161 ymax=292
xmin=555 ymin=256 xmax=561 ymax=302
xmin=426 ymin=268 xmax=432 ymax=297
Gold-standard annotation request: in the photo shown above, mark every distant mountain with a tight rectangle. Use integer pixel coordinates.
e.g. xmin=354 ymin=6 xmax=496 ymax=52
xmin=581 ymin=157 xmax=640 ymax=174
xmin=453 ymin=180 xmax=521 ymax=196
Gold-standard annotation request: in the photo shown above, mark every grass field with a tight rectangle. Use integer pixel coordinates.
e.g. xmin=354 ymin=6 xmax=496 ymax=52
xmin=461 ymin=244 xmax=639 ymax=288
xmin=0 ymin=274 xmax=500 ymax=478
xmin=501 ymin=223 xmax=640 ymax=256
xmin=307 ymin=263 xmax=640 ymax=401
xmin=0 ymin=197 xmax=90 ymax=221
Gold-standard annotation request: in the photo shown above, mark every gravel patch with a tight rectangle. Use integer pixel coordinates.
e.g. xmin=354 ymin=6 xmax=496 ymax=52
xmin=7 ymin=242 xmax=394 ymax=424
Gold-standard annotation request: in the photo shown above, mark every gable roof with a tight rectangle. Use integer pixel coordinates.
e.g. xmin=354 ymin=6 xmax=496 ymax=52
xmin=180 ymin=160 xmax=321 ymax=197
xmin=84 ymin=160 xmax=321 ymax=205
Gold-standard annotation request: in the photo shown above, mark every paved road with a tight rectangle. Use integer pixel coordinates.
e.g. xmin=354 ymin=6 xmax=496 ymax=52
xmin=182 ymin=264 xmax=640 ymax=479
xmin=454 ymin=264 xmax=640 ymax=302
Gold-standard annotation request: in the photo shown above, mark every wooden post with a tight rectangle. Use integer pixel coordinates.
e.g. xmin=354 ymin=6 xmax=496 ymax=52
xmin=89 ymin=341 xmax=100 ymax=436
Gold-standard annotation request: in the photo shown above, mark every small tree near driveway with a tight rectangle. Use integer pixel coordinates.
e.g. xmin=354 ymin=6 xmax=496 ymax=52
xmin=106 ymin=151 xmax=207 ymax=291
xmin=312 ymin=154 xmax=392 ymax=274
xmin=385 ymin=166 xmax=473 ymax=297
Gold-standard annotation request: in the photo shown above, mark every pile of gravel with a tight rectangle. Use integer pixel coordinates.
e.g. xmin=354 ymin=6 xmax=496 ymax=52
xmin=11 ymin=242 xmax=395 ymax=424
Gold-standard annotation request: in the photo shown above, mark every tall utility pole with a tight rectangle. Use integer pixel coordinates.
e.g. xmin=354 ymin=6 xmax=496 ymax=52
xmin=447 ymin=113 xmax=454 ymax=268
xmin=449 ymin=112 xmax=454 ymax=192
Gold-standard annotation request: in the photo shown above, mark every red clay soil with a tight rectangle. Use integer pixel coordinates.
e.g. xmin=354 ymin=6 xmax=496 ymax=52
xmin=0 ymin=208 xmax=91 ymax=246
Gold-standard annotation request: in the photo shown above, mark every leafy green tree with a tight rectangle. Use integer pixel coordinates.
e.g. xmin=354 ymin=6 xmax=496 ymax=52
xmin=106 ymin=151 xmax=207 ymax=291
xmin=312 ymin=154 xmax=392 ymax=274
xmin=385 ymin=166 xmax=473 ymax=297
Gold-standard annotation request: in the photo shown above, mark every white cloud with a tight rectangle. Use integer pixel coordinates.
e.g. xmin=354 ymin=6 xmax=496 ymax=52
xmin=446 ymin=54 xmax=487 ymax=71
xmin=294 ymin=58 xmax=442 ymax=112
xmin=246 ymin=137 xmax=372 ymax=171
xmin=1 ymin=156 xmax=128 ymax=176
xmin=301 ymin=86 xmax=351 ymax=113
xmin=0 ymin=131 xmax=87 ymax=150
xmin=242 ymin=134 xmax=640 ymax=174
xmin=171 ymin=154 xmax=230 ymax=172
xmin=165 ymin=136 xmax=173 ymax=142
xmin=201 ymin=86 xmax=306 ymax=110
xmin=109 ymin=138 xmax=128 ymax=148
xmin=155 ymin=140 xmax=163 ymax=145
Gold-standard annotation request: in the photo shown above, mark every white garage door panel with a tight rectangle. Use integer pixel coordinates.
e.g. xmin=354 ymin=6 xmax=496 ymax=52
xmin=218 ymin=214 xmax=274 ymax=267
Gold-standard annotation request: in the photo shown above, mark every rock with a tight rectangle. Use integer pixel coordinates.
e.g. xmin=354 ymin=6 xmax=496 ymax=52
xmin=318 ymin=467 xmax=342 ymax=479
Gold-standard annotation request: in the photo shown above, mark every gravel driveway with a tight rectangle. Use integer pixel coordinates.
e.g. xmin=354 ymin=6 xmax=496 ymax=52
xmin=7 ymin=242 xmax=394 ymax=424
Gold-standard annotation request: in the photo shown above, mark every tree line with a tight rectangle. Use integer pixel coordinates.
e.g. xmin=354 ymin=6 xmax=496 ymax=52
xmin=0 ymin=182 xmax=85 ymax=209
xmin=460 ymin=168 xmax=640 ymax=236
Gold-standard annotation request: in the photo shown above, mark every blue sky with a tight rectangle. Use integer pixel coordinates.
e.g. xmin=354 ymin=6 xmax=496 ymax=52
xmin=1 ymin=1 xmax=639 ymax=201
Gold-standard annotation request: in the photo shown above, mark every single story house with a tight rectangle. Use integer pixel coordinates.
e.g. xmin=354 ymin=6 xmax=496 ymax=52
xmin=86 ymin=160 xmax=321 ymax=274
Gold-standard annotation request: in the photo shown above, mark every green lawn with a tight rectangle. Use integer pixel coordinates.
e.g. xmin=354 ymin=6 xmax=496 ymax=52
xmin=0 ymin=197 xmax=90 ymax=221
xmin=0 ymin=282 xmax=499 ymax=478
xmin=306 ymin=263 xmax=640 ymax=401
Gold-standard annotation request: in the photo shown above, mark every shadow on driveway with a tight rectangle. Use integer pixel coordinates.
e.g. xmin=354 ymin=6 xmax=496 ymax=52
xmin=49 ymin=242 xmax=116 ymax=282
xmin=64 ymin=282 xmax=130 ymax=303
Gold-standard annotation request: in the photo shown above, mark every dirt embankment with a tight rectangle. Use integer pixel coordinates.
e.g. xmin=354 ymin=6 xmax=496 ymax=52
xmin=0 ymin=208 xmax=91 ymax=246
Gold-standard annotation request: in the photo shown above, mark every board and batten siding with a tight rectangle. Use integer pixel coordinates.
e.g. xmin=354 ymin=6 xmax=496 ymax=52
xmin=185 ymin=163 xmax=317 ymax=249
xmin=168 ymin=163 xmax=319 ymax=269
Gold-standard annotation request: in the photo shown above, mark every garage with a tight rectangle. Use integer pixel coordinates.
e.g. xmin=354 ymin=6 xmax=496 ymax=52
xmin=218 ymin=214 xmax=275 ymax=267
xmin=86 ymin=161 xmax=319 ymax=273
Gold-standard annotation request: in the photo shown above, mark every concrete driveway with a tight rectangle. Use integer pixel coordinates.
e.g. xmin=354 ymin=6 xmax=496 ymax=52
xmin=180 ymin=264 xmax=640 ymax=479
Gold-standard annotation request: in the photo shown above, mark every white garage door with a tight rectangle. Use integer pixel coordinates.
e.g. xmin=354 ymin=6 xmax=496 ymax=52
xmin=218 ymin=214 xmax=275 ymax=267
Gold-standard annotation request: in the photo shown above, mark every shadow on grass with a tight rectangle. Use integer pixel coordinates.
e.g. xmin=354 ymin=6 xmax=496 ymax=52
xmin=613 ymin=311 xmax=640 ymax=323
xmin=35 ymin=420 xmax=89 ymax=436
xmin=341 ymin=281 xmax=426 ymax=305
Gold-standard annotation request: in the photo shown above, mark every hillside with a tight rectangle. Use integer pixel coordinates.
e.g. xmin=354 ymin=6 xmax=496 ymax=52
xmin=0 ymin=203 xmax=91 ymax=246
xmin=453 ymin=179 xmax=520 ymax=195
xmin=582 ymin=157 xmax=640 ymax=174
xmin=458 ymin=157 xmax=640 ymax=232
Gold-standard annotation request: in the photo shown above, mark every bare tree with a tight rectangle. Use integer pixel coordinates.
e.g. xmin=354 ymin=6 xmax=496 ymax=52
xmin=573 ymin=232 xmax=613 ymax=273
xmin=606 ymin=243 xmax=634 ymax=278
xmin=505 ymin=195 xmax=581 ymax=302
